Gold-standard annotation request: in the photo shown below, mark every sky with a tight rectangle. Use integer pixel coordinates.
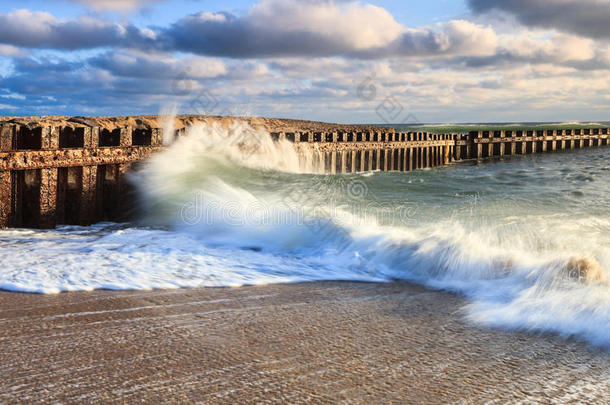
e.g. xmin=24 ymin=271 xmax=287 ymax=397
xmin=0 ymin=0 xmax=609 ymax=124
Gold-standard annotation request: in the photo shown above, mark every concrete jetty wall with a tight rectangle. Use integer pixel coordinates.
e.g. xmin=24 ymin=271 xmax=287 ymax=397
xmin=1 ymin=123 xmax=608 ymax=229
xmin=0 ymin=124 xmax=162 ymax=229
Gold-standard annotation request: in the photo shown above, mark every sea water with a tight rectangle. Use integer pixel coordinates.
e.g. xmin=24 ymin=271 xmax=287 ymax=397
xmin=1 ymin=123 xmax=608 ymax=347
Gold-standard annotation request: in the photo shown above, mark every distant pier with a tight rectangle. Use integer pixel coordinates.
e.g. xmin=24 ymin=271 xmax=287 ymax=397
xmin=1 ymin=123 xmax=608 ymax=229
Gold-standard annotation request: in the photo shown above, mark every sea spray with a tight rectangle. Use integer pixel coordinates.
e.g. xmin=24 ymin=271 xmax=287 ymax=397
xmin=159 ymin=103 xmax=179 ymax=146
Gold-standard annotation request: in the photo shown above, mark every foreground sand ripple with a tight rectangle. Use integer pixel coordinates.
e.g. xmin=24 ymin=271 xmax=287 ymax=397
xmin=1 ymin=282 xmax=609 ymax=403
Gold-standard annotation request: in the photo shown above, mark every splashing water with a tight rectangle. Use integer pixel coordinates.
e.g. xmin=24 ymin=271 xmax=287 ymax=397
xmin=0 ymin=123 xmax=609 ymax=348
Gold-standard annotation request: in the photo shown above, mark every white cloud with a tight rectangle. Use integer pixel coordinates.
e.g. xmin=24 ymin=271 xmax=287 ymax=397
xmin=0 ymin=44 xmax=23 ymax=56
xmin=0 ymin=9 xmax=151 ymax=49
xmin=500 ymin=31 xmax=596 ymax=62
xmin=91 ymin=50 xmax=227 ymax=79
xmin=68 ymin=0 xmax=166 ymax=12
xmin=249 ymin=0 xmax=405 ymax=50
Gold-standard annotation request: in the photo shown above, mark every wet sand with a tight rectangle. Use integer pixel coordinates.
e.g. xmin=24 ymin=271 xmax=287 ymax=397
xmin=1 ymin=281 xmax=608 ymax=403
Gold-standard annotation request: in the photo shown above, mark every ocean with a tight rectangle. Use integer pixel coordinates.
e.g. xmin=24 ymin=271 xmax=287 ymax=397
xmin=1 ymin=123 xmax=609 ymax=348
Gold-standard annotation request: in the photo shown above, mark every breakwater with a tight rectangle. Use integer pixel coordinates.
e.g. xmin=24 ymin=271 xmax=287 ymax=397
xmin=0 ymin=123 xmax=608 ymax=229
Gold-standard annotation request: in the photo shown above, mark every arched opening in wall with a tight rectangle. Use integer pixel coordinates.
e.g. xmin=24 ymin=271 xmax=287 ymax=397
xmin=493 ymin=132 xmax=501 ymax=155
xmin=525 ymin=131 xmax=533 ymax=154
xmin=16 ymin=127 xmax=42 ymax=150
xmin=371 ymin=150 xmax=377 ymax=170
xmin=12 ymin=169 xmax=40 ymax=228
xmin=59 ymin=127 xmax=85 ymax=148
xmin=96 ymin=164 xmax=121 ymax=221
xmin=458 ymin=145 xmax=466 ymax=160
xmin=132 ymin=129 xmax=152 ymax=146
xmin=57 ymin=166 xmax=83 ymax=225
xmin=536 ymin=131 xmax=544 ymax=151
xmin=379 ymin=150 xmax=385 ymax=171
xmin=394 ymin=149 xmax=400 ymax=170
xmin=482 ymin=143 xmax=490 ymax=157
xmin=99 ymin=129 xmax=121 ymax=147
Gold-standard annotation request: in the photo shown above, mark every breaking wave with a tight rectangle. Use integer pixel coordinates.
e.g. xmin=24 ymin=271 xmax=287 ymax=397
xmin=0 ymin=123 xmax=609 ymax=348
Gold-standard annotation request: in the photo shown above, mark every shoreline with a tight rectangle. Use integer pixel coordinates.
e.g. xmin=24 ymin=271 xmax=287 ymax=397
xmin=1 ymin=281 xmax=608 ymax=403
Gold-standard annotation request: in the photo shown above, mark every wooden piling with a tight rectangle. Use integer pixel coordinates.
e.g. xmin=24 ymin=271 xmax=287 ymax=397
xmin=0 ymin=170 xmax=11 ymax=228
xmin=39 ymin=168 xmax=58 ymax=229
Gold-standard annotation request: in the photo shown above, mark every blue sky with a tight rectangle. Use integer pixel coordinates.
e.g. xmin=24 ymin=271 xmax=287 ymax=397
xmin=0 ymin=0 xmax=609 ymax=123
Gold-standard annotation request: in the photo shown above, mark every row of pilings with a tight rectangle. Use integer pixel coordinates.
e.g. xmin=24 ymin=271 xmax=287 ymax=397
xmin=1 ymin=124 xmax=609 ymax=229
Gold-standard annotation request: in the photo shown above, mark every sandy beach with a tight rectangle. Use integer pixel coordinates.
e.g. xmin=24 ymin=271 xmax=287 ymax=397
xmin=1 ymin=281 xmax=608 ymax=403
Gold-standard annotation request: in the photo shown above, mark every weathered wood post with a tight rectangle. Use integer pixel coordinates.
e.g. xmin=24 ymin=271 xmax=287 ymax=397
xmin=487 ymin=132 xmax=494 ymax=157
xmin=499 ymin=130 xmax=506 ymax=156
xmin=415 ymin=134 xmax=421 ymax=168
xmin=0 ymin=124 xmax=14 ymax=151
xmin=530 ymin=130 xmax=535 ymax=153
xmin=39 ymin=168 xmax=58 ymax=229
xmin=476 ymin=131 xmax=483 ymax=159
xmin=79 ymin=166 xmax=98 ymax=226
xmin=510 ymin=131 xmax=517 ymax=155
xmin=465 ymin=132 xmax=473 ymax=159
xmin=521 ymin=131 xmax=528 ymax=154
xmin=0 ymin=170 xmax=11 ymax=228
xmin=120 ymin=126 xmax=132 ymax=147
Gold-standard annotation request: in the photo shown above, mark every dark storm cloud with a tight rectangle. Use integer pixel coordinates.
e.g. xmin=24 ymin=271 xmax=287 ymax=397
xmin=468 ymin=0 xmax=610 ymax=39
xmin=162 ymin=11 xmax=497 ymax=59
xmin=162 ymin=11 xmax=342 ymax=58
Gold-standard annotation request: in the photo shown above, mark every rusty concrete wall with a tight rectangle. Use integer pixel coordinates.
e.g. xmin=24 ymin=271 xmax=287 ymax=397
xmin=0 ymin=124 xmax=163 ymax=229
xmin=0 ymin=123 xmax=609 ymax=229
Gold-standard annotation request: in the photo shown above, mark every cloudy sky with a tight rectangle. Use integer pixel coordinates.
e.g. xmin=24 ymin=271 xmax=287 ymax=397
xmin=0 ymin=0 xmax=609 ymax=123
